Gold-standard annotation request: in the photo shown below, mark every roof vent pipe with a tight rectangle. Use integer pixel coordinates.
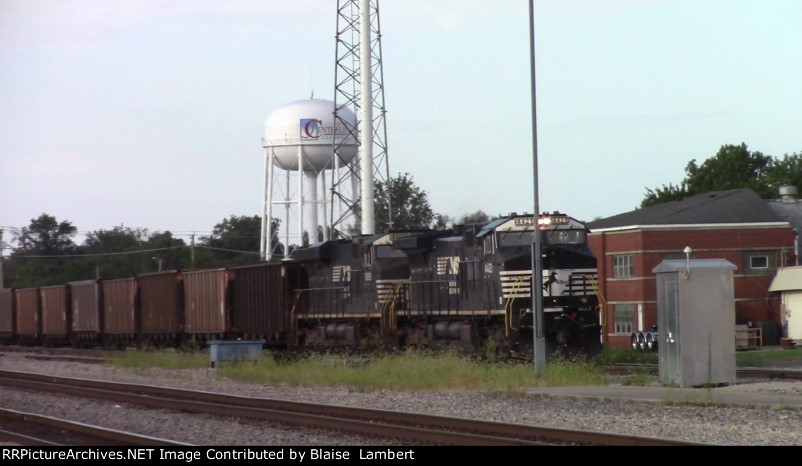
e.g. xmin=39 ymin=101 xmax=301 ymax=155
xmin=780 ymin=186 xmax=798 ymax=204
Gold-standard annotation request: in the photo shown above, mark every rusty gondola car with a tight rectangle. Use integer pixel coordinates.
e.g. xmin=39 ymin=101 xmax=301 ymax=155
xmin=0 ymin=288 xmax=15 ymax=344
xmin=137 ymin=270 xmax=183 ymax=345
xmin=15 ymin=288 xmax=40 ymax=345
xmin=40 ymin=285 xmax=70 ymax=346
xmin=69 ymin=280 xmax=103 ymax=347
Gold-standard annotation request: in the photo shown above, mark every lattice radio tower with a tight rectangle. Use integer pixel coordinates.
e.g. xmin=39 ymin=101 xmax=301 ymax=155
xmin=330 ymin=0 xmax=392 ymax=238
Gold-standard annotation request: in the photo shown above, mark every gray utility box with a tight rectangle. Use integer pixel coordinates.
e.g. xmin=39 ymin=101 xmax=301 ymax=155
xmin=209 ymin=340 xmax=265 ymax=368
xmin=653 ymin=259 xmax=736 ymax=387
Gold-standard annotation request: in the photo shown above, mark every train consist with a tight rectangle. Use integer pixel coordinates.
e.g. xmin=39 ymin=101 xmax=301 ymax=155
xmin=0 ymin=213 xmax=603 ymax=357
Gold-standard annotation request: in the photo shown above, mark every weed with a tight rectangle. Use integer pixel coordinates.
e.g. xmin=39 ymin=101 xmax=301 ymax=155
xmin=736 ymin=348 xmax=802 ymax=367
xmin=592 ymin=348 xmax=657 ymax=365
xmin=211 ymin=350 xmax=608 ymax=391
xmin=620 ymin=371 xmax=656 ymax=386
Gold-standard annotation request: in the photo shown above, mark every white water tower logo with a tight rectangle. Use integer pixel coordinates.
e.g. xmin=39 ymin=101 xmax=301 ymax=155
xmin=300 ymin=119 xmax=323 ymax=140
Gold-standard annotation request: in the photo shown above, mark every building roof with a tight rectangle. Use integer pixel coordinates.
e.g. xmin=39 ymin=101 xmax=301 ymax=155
xmin=653 ymin=259 xmax=737 ymax=274
xmin=588 ymin=189 xmax=787 ymax=231
xmin=769 ymin=266 xmax=802 ymax=292
xmin=767 ymin=198 xmax=802 ymax=235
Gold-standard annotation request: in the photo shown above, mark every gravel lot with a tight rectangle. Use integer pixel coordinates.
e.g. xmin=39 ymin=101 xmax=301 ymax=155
xmin=1 ymin=352 xmax=801 ymax=446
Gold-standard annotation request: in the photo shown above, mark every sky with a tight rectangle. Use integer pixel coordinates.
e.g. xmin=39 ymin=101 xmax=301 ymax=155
xmin=1 ymin=0 xmax=801 ymax=248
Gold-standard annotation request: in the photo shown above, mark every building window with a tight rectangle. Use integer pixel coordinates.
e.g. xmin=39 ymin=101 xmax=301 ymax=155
xmin=613 ymin=254 xmax=633 ymax=278
xmin=662 ymin=251 xmax=693 ymax=261
xmin=744 ymin=250 xmax=775 ymax=275
xmin=614 ymin=304 xmax=635 ymax=334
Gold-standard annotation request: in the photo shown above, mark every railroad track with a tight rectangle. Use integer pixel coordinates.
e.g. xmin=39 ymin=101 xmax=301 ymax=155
xmin=0 ymin=408 xmax=190 ymax=446
xmin=610 ymin=364 xmax=802 ymax=380
xmin=0 ymin=346 xmax=119 ymax=359
xmin=0 ymin=369 xmax=696 ymax=446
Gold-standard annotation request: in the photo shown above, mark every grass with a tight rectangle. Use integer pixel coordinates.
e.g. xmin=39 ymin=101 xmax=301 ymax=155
xmin=106 ymin=345 xmax=802 ymax=392
xmin=592 ymin=348 xmax=658 ymax=365
xmin=214 ymin=350 xmax=608 ymax=392
xmin=619 ymin=370 xmax=657 ymax=386
xmin=735 ymin=348 xmax=802 ymax=367
xmin=592 ymin=347 xmax=802 ymax=368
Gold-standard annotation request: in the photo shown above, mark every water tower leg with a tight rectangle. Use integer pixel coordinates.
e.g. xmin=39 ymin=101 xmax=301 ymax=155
xmin=298 ymin=146 xmax=305 ymax=247
xmin=321 ymin=170 xmax=329 ymax=241
xmin=263 ymin=150 xmax=275 ymax=261
xmin=284 ymin=170 xmax=290 ymax=259
xmin=307 ymin=172 xmax=319 ymax=243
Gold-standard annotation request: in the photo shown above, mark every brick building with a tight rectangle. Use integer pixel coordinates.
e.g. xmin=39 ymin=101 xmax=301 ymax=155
xmin=587 ymin=189 xmax=796 ymax=349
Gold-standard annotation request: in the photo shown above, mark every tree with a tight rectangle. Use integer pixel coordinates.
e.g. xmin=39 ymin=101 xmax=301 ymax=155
xmin=82 ymin=225 xmax=151 ymax=279
xmin=641 ymin=182 xmax=688 ymax=208
xmin=374 ymin=173 xmax=435 ymax=231
xmin=765 ymin=152 xmax=802 ymax=195
xmin=199 ymin=215 xmax=282 ymax=266
xmin=640 ymin=143 xmax=796 ymax=207
xmin=78 ymin=226 xmax=190 ymax=278
xmin=457 ymin=210 xmax=491 ymax=225
xmin=146 ymin=231 xmax=190 ymax=272
xmin=7 ymin=214 xmax=79 ymax=287
xmin=685 ymin=143 xmax=773 ymax=198
xmin=13 ymin=214 xmax=77 ymax=255
xmin=431 ymin=214 xmax=453 ymax=230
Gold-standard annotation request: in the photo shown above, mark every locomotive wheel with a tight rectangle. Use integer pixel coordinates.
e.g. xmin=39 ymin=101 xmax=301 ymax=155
xmin=637 ymin=332 xmax=647 ymax=351
xmin=631 ymin=332 xmax=639 ymax=351
xmin=646 ymin=333 xmax=656 ymax=351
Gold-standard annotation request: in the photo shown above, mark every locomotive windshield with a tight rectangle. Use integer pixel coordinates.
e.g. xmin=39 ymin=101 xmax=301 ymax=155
xmin=544 ymin=229 xmax=586 ymax=245
xmin=498 ymin=230 xmax=535 ymax=247
xmin=498 ymin=229 xmax=586 ymax=247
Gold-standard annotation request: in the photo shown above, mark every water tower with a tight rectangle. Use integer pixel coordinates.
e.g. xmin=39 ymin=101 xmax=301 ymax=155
xmin=260 ymin=98 xmax=357 ymax=260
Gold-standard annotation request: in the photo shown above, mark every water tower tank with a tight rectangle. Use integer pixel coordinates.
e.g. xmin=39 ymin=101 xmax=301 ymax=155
xmin=264 ymin=99 xmax=357 ymax=171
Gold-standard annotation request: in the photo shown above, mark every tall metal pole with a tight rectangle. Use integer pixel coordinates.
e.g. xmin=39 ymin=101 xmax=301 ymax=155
xmin=332 ymin=0 xmax=390 ymax=237
xmin=0 ymin=228 xmax=4 ymax=289
xmin=359 ymin=0 xmax=375 ymax=235
xmin=529 ymin=0 xmax=546 ymax=374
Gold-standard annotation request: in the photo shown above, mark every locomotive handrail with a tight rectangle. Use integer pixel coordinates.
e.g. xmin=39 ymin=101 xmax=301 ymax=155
xmin=585 ymin=274 xmax=606 ymax=327
xmin=295 ymin=286 xmax=347 ymax=292
xmin=289 ymin=290 xmax=304 ymax=341
xmin=504 ymin=275 xmax=526 ymax=337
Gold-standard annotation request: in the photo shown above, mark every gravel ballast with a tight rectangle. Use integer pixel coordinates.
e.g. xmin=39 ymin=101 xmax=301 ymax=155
xmin=1 ymin=353 xmax=801 ymax=446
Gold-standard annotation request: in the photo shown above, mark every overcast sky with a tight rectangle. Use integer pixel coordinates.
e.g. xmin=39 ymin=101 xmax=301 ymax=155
xmin=2 ymin=0 xmax=801 ymax=246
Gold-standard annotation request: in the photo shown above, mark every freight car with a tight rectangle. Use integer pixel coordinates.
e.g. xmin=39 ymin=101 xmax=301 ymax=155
xmin=0 ymin=212 xmax=603 ymax=358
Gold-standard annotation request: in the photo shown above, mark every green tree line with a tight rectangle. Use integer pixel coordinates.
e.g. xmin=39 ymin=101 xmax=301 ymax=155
xmin=2 ymin=173 xmax=504 ymax=288
xmin=642 ymin=143 xmax=802 ymax=207
xmin=3 ymin=214 xmax=282 ymax=288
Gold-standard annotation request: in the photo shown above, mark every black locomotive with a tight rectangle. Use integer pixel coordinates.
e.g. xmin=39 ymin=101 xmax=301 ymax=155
xmin=289 ymin=212 xmax=602 ymax=357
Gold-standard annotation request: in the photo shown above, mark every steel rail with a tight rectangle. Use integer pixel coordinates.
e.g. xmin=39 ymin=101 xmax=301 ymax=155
xmin=0 ymin=407 xmax=190 ymax=446
xmin=0 ymin=369 xmax=697 ymax=446
xmin=609 ymin=364 xmax=802 ymax=380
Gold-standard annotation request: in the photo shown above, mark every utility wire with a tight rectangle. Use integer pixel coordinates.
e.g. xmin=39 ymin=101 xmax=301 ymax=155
xmin=10 ymin=244 xmax=265 ymax=259
xmin=11 ymin=246 xmax=185 ymax=259
xmin=195 ymin=245 xmax=262 ymax=256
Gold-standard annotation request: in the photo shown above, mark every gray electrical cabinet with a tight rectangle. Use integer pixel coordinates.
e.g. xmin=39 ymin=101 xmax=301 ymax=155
xmin=653 ymin=259 xmax=737 ymax=387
